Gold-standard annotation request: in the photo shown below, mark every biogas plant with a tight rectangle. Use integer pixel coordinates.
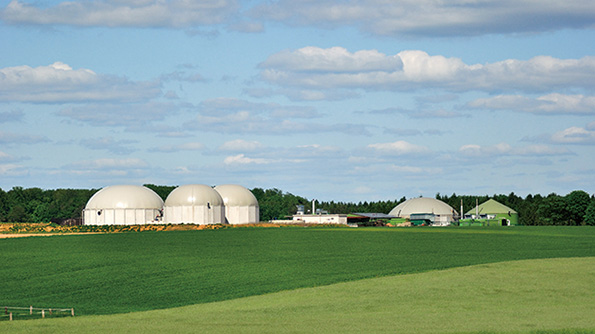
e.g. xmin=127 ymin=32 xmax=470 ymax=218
xmin=83 ymin=184 xmax=259 ymax=225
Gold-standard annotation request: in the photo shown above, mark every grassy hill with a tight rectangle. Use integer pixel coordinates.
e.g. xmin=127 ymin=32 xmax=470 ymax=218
xmin=0 ymin=226 xmax=593 ymax=317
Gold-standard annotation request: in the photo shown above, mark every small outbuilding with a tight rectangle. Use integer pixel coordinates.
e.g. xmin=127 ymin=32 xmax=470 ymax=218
xmin=163 ymin=184 xmax=225 ymax=224
xmin=465 ymin=199 xmax=518 ymax=226
xmin=389 ymin=197 xmax=458 ymax=226
xmin=214 ymin=184 xmax=260 ymax=224
xmin=83 ymin=185 xmax=164 ymax=225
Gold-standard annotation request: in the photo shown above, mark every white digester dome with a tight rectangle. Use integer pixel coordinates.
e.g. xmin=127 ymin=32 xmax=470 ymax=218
xmin=389 ymin=197 xmax=458 ymax=225
xmin=214 ymin=184 xmax=260 ymax=224
xmin=83 ymin=185 xmax=164 ymax=225
xmin=163 ymin=184 xmax=225 ymax=224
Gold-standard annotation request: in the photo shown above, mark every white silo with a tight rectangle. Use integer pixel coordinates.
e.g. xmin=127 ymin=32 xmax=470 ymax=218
xmin=163 ymin=184 xmax=225 ymax=224
xmin=214 ymin=184 xmax=260 ymax=224
xmin=83 ymin=185 xmax=164 ymax=225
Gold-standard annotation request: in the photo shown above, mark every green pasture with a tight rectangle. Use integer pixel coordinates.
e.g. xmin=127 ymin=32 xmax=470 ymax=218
xmin=0 ymin=226 xmax=593 ymax=318
xmin=1 ymin=257 xmax=593 ymax=334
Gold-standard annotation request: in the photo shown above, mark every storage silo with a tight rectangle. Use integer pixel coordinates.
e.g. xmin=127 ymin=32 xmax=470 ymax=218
xmin=214 ymin=184 xmax=260 ymax=224
xmin=83 ymin=185 xmax=164 ymax=225
xmin=163 ymin=184 xmax=225 ymax=224
xmin=389 ymin=197 xmax=458 ymax=226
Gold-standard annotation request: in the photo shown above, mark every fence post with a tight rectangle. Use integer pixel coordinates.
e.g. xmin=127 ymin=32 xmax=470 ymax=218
xmin=49 ymin=308 xmax=52 ymax=315
xmin=30 ymin=305 xmax=33 ymax=315
xmin=42 ymin=309 xmax=45 ymax=318
xmin=71 ymin=308 xmax=75 ymax=317
xmin=9 ymin=312 xmax=12 ymax=321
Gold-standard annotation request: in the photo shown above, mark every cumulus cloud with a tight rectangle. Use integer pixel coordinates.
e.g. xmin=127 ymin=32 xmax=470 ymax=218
xmin=467 ymin=94 xmax=595 ymax=115
xmin=259 ymin=48 xmax=595 ymax=96
xmin=367 ymin=140 xmax=430 ymax=155
xmin=1 ymin=0 xmax=239 ymax=28
xmin=251 ymin=0 xmax=595 ymax=37
xmin=458 ymin=143 xmax=572 ymax=157
xmin=0 ymin=62 xmax=160 ymax=103
xmin=223 ymin=154 xmax=272 ymax=165
xmin=550 ymin=125 xmax=595 ymax=144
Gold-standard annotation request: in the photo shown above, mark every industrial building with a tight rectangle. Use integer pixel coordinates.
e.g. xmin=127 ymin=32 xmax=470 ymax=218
xmin=83 ymin=184 xmax=258 ymax=225
xmin=82 ymin=185 xmax=164 ymax=225
xmin=388 ymin=197 xmax=458 ymax=226
xmin=461 ymin=199 xmax=519 ymax=226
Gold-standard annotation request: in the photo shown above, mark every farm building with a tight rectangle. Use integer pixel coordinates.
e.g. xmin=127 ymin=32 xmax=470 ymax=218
xmin=83 ymin=185 xmax=164 ymax=225
xmin=388 ymin=197 xmax=458 ymax=226
xmin=463 ymin=199 xmax=518 ymax=226
xmin=214 ymin=184 xmax=259 ymax=224
xmin=292 ymin=214 xmax=348 ymax=224
xmin=163 ymin=184 xmax=225 ymax=225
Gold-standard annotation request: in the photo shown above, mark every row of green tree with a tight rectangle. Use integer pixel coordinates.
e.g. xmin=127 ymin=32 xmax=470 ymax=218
xmin=0 ymin=185 xmax=593 ymax=225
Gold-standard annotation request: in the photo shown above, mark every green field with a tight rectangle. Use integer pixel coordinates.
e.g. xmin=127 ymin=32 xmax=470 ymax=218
xmin=1 ymin=226 xmax=594 ymax=333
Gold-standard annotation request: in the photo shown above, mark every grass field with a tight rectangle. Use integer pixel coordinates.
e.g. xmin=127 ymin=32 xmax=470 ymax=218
xmin=1 ymin=226 xmax=594 ymax=333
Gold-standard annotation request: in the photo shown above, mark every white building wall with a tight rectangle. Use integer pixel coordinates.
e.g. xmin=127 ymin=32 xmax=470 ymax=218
xmin=83 ymin=208 xmax=161 ymax=225
xmin=224 ymin=206 xmax=259 ymax=224
xmin=163 ymin=205 xmax=225 ymax=224
xmin=292 ymin=214 xmax=347 ymax=224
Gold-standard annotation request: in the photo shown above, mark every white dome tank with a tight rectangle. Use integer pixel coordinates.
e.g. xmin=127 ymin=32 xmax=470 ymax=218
xmin=163 ymin=184 xmax=225 ymax=224
xmin=389 ymin=197 xmax=458 ymax=226
xmin=83 ymin=185 xmax=164 ymax=225
xmin=214 ymin=184 xmax=260 ymax=224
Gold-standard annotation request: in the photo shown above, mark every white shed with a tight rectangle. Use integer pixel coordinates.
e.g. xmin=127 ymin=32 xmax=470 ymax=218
xmin=163 ymin=184 xmax=225 ymax=224
xmin=214 ymin=184 xmax=260 ymax=224
xmin=83 ymin=185 xmax=164 ymax=225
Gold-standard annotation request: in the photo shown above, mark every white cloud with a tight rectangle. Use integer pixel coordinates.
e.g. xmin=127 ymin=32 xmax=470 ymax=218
xmin=0 ymin=62 xmax=160 ymax=103
xmin=223 ymin=154 xmax=271 ymax=165
xmin=368 ymin=140 xmax=430 ymax=155
xmin=260 ymin=46 xmax=402 ymax=73
xmin=551 ymin=126 xmax=595 ymax=144
xmin=468 ymin=94 xmax=595 ymax=115
xmin=458 ymin=143 xmax=572 ymax=157
xmin=251 ymin=0 xmax=595 ymax=37
xmin=1 ymin=0 xmax=239 ymax=27
xmin=219 ymin=139 xmax=264 ymax=152
xmin=0 ymin=164 xmax=28 ymax=176
xmin=259 ymin=48 xmax=595 ymax=95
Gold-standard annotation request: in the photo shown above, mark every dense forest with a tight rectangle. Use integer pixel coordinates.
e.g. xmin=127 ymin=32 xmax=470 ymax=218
xmin=0 ymin=185 xmax=594 ymax=226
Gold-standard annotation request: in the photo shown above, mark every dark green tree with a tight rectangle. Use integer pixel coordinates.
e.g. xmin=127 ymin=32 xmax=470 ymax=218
xmin=565 ymin=190 xmax=591 ymax=225
xmin=584 ymin=199 xmax=595 ymax=226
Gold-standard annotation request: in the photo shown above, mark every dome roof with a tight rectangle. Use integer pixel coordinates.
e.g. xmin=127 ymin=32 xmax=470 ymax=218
xmin=85 ymin=185 xmax=164 ymax=209
xmin=164 ymin=184 xmax=223 ymax=207
xmin=214 ymin=184 xmax=259 ymax=207
xmin=389 ymin=197 xmax=458 ymax=217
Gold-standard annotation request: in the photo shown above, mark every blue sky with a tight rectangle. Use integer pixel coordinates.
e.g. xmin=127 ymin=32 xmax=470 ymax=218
xmin=0 ymin=0 xmax=594 ymax=202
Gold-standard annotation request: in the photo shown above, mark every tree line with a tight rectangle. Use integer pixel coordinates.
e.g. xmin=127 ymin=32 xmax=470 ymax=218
xmin=0 ymin=185 xmax=594 ymax=226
